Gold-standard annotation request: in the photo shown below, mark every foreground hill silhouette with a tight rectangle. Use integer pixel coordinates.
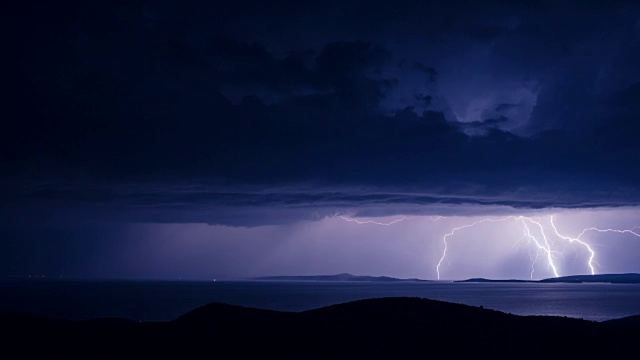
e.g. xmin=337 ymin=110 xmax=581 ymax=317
xmin=1 ymin=297 xmax=639 ymax=358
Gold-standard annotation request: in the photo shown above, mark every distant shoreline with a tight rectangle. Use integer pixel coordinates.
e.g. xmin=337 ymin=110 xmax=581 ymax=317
xmin=252 ymin=273 xmax=430 ymax=282
xmin=457 ymin=273 xmax=640 ymax=284
xmin=252 ymin=272 xmax=640 ymax=284
xmin=3 ymin=272 xmax=640 ymax=284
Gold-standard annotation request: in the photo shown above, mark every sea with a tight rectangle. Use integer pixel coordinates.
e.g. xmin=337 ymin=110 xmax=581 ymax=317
xmin=2 ymin=280 xmax=640 ymax=322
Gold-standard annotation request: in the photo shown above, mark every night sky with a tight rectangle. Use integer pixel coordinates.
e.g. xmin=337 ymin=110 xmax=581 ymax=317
xmin=2 ymin=0 xmax=640 ymax=280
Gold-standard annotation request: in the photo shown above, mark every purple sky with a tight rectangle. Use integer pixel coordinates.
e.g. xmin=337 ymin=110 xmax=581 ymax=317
xmin=2 ymin=1 xmax=640 ymax=280
xmin=31 ymin=207 xmax=635 ymax=280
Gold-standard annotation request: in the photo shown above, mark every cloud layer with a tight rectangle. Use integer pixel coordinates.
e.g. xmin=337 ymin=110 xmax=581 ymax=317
xmin=2 ymin=0 xmax=640 ymax=226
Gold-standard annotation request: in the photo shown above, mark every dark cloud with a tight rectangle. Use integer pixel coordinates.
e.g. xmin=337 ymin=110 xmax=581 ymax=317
xmin=4 ymin=0 xmax=640 ymax=281
xmin=413 ymin=63 xmax=438 ymax=82
xmin=494 ymin=104 xmax=519 ymax=112
xmin=2 ymin=0 xmax=640 ymax=228
xmin=4 ymin=179 xmax=639 ymax=229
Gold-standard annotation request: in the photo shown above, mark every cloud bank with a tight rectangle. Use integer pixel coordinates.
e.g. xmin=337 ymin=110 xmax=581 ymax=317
xmin=2 ymin=0 xmax=640 ymax=227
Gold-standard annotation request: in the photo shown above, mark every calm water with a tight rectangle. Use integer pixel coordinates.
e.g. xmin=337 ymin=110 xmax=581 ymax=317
xmin=1 ymin=280 xmax=640 ymax=322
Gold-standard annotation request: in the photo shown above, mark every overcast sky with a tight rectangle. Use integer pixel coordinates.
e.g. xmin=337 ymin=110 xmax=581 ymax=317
xmin=2 ymin=0 xmax=640 ymax=279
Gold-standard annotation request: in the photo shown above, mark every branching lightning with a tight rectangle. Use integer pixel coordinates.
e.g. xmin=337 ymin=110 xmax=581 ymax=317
xmin=434 ymin=216 xmax=561 ymax=280
xmin=338 ymin=215 xmax=415 ymax=226
xmin=436 ymin=215 xmax=638 ymax=280
xmin=338 ymin=213 xmax=640 ymax=280
xmin=549 ymin=216 xmax=597 ymax=275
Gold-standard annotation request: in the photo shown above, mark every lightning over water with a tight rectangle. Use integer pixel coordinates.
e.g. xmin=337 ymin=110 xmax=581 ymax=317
xmin=338 ymin=213 xmax=640 ymax=280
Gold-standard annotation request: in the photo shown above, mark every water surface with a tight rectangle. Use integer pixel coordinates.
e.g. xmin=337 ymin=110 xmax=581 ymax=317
xmin=1 ymin=280 xmax=639 ymax=322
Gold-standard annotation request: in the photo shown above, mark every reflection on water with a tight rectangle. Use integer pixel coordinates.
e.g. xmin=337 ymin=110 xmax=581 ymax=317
xmin=1 ymin=281 xmax=640 ymax=322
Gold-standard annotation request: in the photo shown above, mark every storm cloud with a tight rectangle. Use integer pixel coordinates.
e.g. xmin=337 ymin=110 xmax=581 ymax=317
xmin=3 ymin=0 xmax=640 ymax=279
xmin=1 ymin=1 xmax=639 ymax=221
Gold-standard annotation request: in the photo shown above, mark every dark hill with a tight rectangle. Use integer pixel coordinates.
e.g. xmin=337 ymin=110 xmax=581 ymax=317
xmin=540 ymin=273 xmax=640 ymax=283
xmin=175 ymin=302 xmax=283 ymax=324
xmin=603 ymin=314 xmax=640 ymax=328
xmin=460 ymin=273 xmax=640 ymax=284
xmin=1 ymin=297 xmax=639 ymax=359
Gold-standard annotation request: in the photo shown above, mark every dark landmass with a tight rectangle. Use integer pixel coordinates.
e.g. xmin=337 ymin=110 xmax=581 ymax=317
xmin=2 ymin=297 xmax=639 ymax=359
xmin=540 ymin=273 xmax=640 ymax=283
xmin=459 ymin=273 xmax=640 ymax=284
xmin=254 ymin=272 xmax=428 ymax=282
xmin=604 ymin=314 xmax=640 ymax=328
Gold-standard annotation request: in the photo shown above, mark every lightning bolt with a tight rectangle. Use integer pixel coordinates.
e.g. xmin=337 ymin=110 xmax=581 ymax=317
xmin=551 ymin=221 xmax=640 ymax=275
xmin=522 ymin=217 xmax=560 ymax=279
xmin=437 ymin=215 xmax=640 ymax=280
xmin=435 ymin=216 xmax=561 ymax=280
xmin=548 ymin=216 xmax=597 ymax=275
xmin=338 ymin=215 xmax=415 ymax=226
xmin=338 ymin=213 xmax=639 ymax=280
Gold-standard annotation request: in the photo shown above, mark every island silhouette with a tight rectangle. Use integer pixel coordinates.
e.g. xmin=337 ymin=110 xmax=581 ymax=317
xmin=253 ymin=273 xmax=429 ymax=282
xmin=254 ymin=272 xmax=640 ymax=284
xmin=457 ymin=273 xmax=640 ymax=284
